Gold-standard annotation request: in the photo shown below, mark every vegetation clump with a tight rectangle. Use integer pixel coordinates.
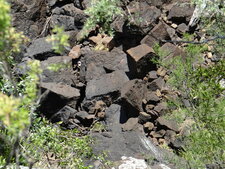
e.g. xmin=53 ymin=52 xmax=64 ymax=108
xmin=81 ymin=0 xmax=122 ymax=38
xmin=155 ymin=30 xmax=225 ymax=169
xmin=0 ymin=0 xmax=224 ymax=168
xmin=0 ymin=1 xmax=98 ymax=168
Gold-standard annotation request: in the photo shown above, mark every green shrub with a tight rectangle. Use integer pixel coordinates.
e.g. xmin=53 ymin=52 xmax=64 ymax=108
xmin=156 ymin=42 xmax=225 ymax=168
xmin=21 ymin=119 xmax=93 ymax=169
xmin=46 ymin=26 xmax=69 ymax=54
xmin=0 ymin=1 xmax=86 ymax=168
xmin=80 ymin=0 xmax=122 ymax=38
xmin=0 ymin=0 xmax=10 ymax=33
xmin=0 ymin=2 xmax=107 ymax=168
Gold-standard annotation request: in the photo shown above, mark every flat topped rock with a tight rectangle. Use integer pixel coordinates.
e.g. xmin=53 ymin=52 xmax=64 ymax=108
xmin=86 ymin=70 xmax=129 ymax=100
xmin=41 ymin=82 xmax=80 ymax=99
xmin=127 ymin=44 xmax=155 ymax=62
xmin=127 ymin=44 xmax=156 ymax=77
xmin=26 ymin=37 xmax=56 ymax=60
xmin=167 ymin=3 xmax=194 ymax=23
xmin=84 ymin=47 xmax=129 ymax=73
xmin=40 ymin=56 xmax=72 ymax=69
xmin=157 ymin=117 xmax=179 ymax=132
xmin=40 ymin=56 xmax=76 ymax=86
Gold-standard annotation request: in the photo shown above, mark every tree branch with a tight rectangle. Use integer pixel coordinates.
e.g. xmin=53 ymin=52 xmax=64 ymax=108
xmin=160 ymin=35 xmax=225 ymax=44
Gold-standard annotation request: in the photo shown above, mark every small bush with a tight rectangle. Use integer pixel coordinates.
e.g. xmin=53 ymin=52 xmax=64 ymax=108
xmin=46 ymin=26 xmax=69 ymax=54
xmin=21 ymin=119 xmax=93 ymax=169
xmin=156 ymin=42 xmax=225 ymax=168
xmin=0 ymin=1 xmax=98 ymax=168
xmin=81 ymin=0 xmax=122 ymax=38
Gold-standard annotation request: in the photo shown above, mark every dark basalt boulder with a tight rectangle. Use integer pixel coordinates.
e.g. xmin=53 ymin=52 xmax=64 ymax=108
xmin=85 ymin=70 xmax=129 ymax=100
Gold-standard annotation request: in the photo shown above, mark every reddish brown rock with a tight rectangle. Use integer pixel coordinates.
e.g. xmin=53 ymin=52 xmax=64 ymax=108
xmin=141 ymin=21 xmax=169 ymax=47
xmin=127 ymin=44 xmax=155 ymax=62
xmin=167 ymin=3 xmax=194 ymax=23
xmin=127 ymin=44 xmax=156 ymax=77
xmin=69 ymin=45 xmax=81 ymax=59
xmin=160 ymin=43 xmax=185 ymax=60
xmin=147 ymin=77 xmax=165 ymax=91
xmin=120 ymin=79 xmax=146 ymax=112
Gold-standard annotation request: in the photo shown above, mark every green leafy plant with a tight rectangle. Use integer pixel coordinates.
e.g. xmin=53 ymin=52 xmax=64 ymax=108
xmin=21 ymin=119 xmax=93 ymax=169
xmin=0 ymin=0 xmax=10 ymax=33
xmin=155 ymin=41 xmax=225 ymax=168
xmin=0 ymin=60 xmax=42 ymax=168
xmin=80 ymin=0 xmax=122 ymax=38
xmin=46 ymin=26 xmax=69 ymax=54
xmin=0 ymin=0 xmax=27 ymax=96
xmin=182 ymin=60 xmax=225 ymax=168
xmin=47 ymin=62 xmax=70 ymax=72
xmin=0 ymin=2 xmax=108 ymax=168
xmin=91 ymin=122 xmax=106 ymax=132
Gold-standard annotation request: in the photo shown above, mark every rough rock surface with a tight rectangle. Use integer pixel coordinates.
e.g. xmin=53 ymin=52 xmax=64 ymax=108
xmin=26 ymin=37 xmax=57 ymax=60
xmin=127 ymin=44 xmax=156 ymax=77
xmin=168 ymin=3 xmax=194 ymax=23
xmin=40 ymin=56 xmax=78 ymax=86
xmin=157 ymin=117 xmax=179 ymax=132
xmin=41 ymin=82 xmax=80 ymax=99
xmin=85 ymin=63 xmax=106 ymax=82
xmin=141 ymin=21 xmax=170 ymax=47
xmin=86 ymin=70 xmax=129 ymax=100
xmin=39 ymin=82 xmax=80 ymax=117
xmin=84 ymin=48 xmax=129 ymax=73
xmin=50 ymin=105 xmax=77 ymax=124
xmin=160 ymin=43 xmax=185 ymax=60
xmin=120 ymin=79 xmax=146 ymax=113
xmin=11 ymin=0 xmax=47 ymax=39
xmin=50 ymin=15 xmax=76 ymax=31
xmin=128 ymin=2 xmax=161 ymax=34
xmin=91 ymin=104 xmax=158 ymax=161
xmin=10 ymin=0 xmax=200 ymax=168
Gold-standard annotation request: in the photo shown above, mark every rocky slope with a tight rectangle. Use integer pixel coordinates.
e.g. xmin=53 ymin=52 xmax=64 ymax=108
xmin=11 ymin=0 xmax=214 ymax=168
